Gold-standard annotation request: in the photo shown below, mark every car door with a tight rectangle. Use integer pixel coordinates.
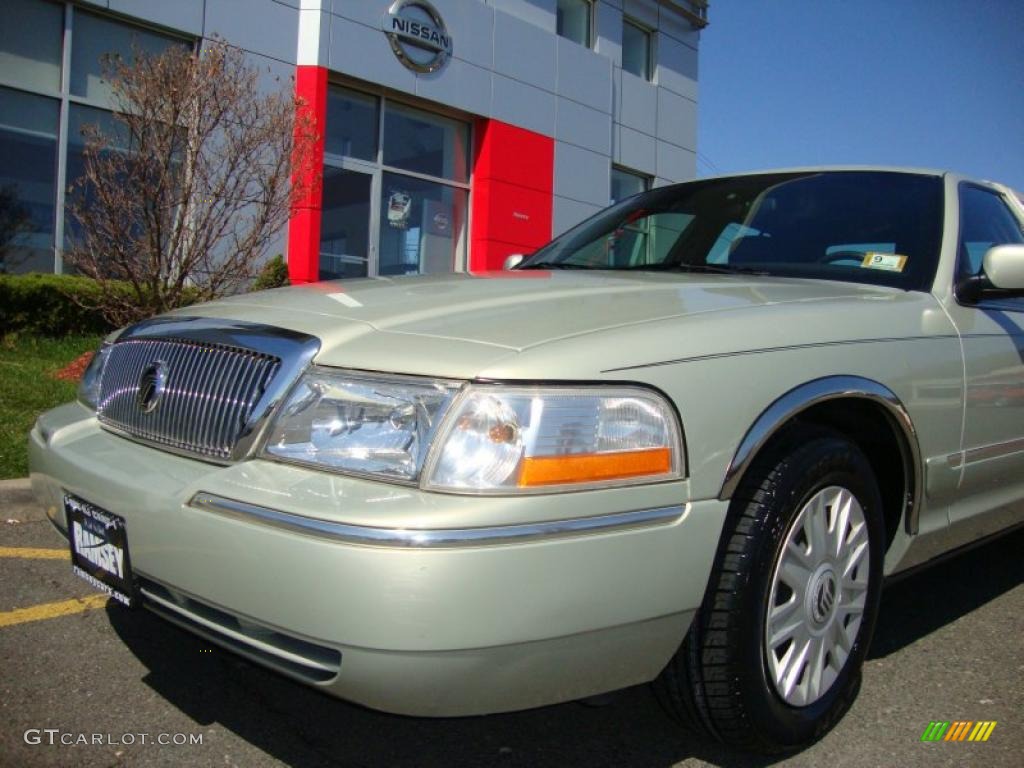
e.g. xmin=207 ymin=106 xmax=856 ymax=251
xmin=945 ymin=182 xmax=1024 ymax=533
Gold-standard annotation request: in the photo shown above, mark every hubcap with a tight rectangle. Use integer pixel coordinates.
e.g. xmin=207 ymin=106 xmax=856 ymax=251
xmin=808 ymin=565 xmax=838 ymax=624
xmin=764 ymin=486 xmax=870 ymax=707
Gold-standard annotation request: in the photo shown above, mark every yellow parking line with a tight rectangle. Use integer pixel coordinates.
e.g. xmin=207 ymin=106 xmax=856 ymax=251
xmin=0 ymin=547 xmax=68 ymax=560
xmin=0 ymin=595 xmax=108 ymax=628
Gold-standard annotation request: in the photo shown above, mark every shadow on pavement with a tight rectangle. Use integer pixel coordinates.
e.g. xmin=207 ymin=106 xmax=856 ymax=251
xmin=106 ymin=527 xmax=1022 ymax=767
xmin=870 ymin=526 xmax=1024 ymax=659
xmin=107 ymin=611 xmax=778 ymax=768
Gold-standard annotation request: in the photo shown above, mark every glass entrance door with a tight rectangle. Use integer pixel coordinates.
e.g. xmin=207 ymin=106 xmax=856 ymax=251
xmin=320 ymin=86 xmax=470 ymax=280
xmin=378 ymin=173 xmax=465 ymax=275
xmin=319 ymin=167 xmax=372 ymax=280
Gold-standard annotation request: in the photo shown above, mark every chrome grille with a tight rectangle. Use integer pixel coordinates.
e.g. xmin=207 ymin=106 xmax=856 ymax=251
xmin=97 ymin=338 xmax=281 ymax=461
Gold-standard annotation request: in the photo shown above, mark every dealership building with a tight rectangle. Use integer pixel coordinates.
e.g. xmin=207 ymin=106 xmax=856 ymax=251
xmin=0 ymin=0 xmax=704 ymax=282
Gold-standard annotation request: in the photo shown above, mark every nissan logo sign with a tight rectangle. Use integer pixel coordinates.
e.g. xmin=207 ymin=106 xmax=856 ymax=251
xmin=382 ymin=0 xmax=452 ymax=73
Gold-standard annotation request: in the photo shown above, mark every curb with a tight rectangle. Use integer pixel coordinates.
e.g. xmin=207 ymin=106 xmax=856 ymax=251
xmin=1 ymin=477 xmax=46 ymax=523
xmin=0 ymin=477 xmax=32 ymax=502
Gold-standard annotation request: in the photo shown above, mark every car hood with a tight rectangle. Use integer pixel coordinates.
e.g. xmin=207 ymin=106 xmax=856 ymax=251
xmin=168 ymin=271 xmax=944 ymax=379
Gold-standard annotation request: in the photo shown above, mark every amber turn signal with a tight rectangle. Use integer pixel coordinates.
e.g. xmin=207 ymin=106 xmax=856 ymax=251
xmin=518 ymin=447 xmax=672 ymax=487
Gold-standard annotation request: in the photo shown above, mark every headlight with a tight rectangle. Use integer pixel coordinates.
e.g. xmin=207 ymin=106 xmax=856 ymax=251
xmin=263 ymin=372 xmax=684 ymax=493
xmin=77 ymin=343 xmax=112 ymax=411
xmin=423 ymin=385 xmax=684 ymax=493
xmin=263 ymin=368 xmax=460 ymax=482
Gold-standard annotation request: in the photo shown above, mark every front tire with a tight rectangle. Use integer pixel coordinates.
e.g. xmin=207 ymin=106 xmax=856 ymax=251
xmin=658 ymin=429 xmax=885 ymax=753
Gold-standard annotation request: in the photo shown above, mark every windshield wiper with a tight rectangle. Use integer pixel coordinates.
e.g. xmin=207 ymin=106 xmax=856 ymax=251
xmin=519 ymin=261 xmax=773 ymax=275
xmin=518 ymin=261 xmax=596 ymax=270
xmin=656 ymin=263 xmax=773 ymax=276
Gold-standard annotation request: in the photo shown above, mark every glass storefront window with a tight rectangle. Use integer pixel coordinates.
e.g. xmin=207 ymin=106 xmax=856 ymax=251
xmin=0 ymin=87 xmax=59 ymax=273
xmin=378 ymin=172 xmax=467 ymax=275
xmin=70 ymin=10 xmax=184 ymax=106
xmin=66 ymin=104 xmax=130 ymax=167
xmin=0 ymin=3 xmax=192 ymax=273
xmin=383 ymin=102 xmax=468 ymax=183
xmin=325 ymin=87 xmax=378 ymax=162
xmin=0 ymin=0 xmax=63 ymax=93
xmin=64 ymin=104 xmax=129 ymax=247
xmin=320 ymin=168 xmax=372 ymax=280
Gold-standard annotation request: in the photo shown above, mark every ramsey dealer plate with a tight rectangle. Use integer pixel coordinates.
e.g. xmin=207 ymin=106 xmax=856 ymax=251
xmin=65 ymin=494 xmax=138 ymax=607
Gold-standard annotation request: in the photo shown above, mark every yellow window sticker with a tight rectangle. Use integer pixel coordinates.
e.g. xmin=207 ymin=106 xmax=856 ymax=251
xmin=861 ymin=252 xmax=908 ymax=272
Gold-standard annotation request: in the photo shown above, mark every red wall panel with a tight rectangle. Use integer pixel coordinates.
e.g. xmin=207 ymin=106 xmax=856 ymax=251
xmin=470 ymin=179 xmax=553 ymax=245
xmin=287 ymin=65 xmax=328 ymax=284
xmin=474 ymin=120 xmax=555 ymax=192
xmin=470 ymin=118 xmax=554 ymax=271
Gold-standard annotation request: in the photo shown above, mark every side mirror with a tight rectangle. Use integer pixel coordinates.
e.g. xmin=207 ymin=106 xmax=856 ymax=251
xmin=957 ymin=244 xmax=1024 ymax=303
xmin=983 ymin=244 xmax=1024 ymax=290
xmin=503 ymin=253 xmax=525 ymax=270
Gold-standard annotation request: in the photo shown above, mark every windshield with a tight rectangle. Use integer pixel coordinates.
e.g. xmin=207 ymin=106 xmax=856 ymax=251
xmin=521 ymin=171 xmax=944 ymax=291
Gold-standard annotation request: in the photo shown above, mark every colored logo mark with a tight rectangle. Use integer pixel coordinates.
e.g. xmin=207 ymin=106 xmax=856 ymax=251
xmin=920 ymin=721 xmax=997 ymax=742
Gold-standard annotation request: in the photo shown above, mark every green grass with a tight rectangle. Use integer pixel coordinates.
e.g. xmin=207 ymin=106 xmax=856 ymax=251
xmin=0 ymin=334 xmax=102 ymax=479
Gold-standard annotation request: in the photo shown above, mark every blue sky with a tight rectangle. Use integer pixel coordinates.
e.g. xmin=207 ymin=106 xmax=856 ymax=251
xmin=697 ymin=1 xmax=1024 ymax=190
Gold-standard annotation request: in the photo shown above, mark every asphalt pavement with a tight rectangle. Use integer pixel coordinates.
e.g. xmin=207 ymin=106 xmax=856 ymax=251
xmin=1 ymin=478 xmax=1021 ymax=768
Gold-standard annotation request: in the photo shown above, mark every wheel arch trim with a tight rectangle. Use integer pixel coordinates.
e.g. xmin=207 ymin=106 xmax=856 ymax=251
xmin=717 ymin=375 xmax=923 ymax=535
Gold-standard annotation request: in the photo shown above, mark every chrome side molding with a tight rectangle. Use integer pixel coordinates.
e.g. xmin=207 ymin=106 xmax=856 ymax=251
xmin=719 ymin=376 xmax=923 ymax=535
xmin=950 ymin=435 xmax=1024 ymax=467
xmin=189 ymin=492 xmax=685 ymax=548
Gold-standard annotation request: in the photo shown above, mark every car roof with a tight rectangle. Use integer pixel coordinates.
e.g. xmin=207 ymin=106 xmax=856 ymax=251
xmin=691 ymin=166 xmax=1017 ymax=193
xmin=698 ymin=165 xmax=946 ymax=179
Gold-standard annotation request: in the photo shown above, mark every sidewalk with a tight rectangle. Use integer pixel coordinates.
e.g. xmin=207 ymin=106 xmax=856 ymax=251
xmin=0 ymin=478 xmax=46 ymax=523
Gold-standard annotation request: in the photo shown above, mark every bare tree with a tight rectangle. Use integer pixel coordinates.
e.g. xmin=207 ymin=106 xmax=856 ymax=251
xmin=65 ymin=39 xmax=317 ymax=325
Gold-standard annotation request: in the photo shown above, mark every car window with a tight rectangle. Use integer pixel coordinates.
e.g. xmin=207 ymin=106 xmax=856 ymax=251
xmin=958 ymin=184 xmax=1024 ymax=276
xmin=524 ymin=171 xmax=945 ymax=291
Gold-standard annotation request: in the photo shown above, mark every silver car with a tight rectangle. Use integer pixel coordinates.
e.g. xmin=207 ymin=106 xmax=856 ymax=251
xmin=29 ymin=168 xmax=1024 ymax=753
